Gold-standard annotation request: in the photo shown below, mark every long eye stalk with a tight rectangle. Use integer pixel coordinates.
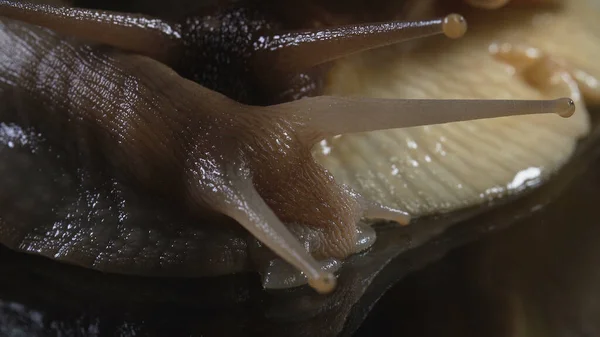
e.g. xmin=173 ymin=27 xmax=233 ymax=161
xmin=252 ymin=14 xmax=468 ymax=76
xmin=278 ymin=97 xmax=575 ymax=140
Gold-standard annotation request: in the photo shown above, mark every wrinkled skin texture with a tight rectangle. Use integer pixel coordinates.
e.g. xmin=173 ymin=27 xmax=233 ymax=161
xmin=0 ymin=12 xmax=365 ymax=282
xmin=0 ymin=0 xmax=596 ymax=291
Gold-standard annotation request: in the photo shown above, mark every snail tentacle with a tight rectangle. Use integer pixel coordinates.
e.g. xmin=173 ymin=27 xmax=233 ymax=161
xmin=277 ymin=96 xmax=575 ymax=140
xmin=251 ymin=14 xmax=467 ymax=77
xmin=210 ymin=169 xmax=336 ymax=294
xmin=0 ymin=1 xmax=467 ymax=107
xmin=362 ymin=200 xmax=411 ymax=226
xmin=0 ymin=0 xmax=182 ymax=64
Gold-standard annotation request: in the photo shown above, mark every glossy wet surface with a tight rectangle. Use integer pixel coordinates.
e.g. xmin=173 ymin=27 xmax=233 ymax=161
xmin=0 ymin=112 xmax=598 ymax=337
xmin=0 ymin=0 xmax=599 ymax=335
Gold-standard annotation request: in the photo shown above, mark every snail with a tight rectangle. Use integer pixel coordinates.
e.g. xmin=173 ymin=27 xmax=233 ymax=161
xmin=0 ymin=0 xmax=583 ymax=294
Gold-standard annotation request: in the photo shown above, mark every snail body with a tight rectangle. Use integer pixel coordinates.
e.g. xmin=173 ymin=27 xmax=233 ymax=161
xmin=0 ymin=0 xmax=579 ymax=293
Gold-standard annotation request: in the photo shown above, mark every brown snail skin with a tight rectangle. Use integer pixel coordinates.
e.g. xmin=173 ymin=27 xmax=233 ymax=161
xmin=0 ymin=0 xmax=575 ymax=293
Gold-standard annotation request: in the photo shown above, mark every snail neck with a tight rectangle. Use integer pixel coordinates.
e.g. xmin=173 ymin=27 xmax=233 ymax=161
xmin=178 ymin=5 xmax=326 ymax=106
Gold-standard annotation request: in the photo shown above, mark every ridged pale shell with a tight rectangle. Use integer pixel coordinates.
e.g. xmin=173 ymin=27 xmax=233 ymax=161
xmin=314 ymin=0 xmax=596 ymax=217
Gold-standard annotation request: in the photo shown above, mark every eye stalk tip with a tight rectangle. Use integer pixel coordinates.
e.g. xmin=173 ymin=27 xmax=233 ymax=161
xmin=443 ymin=14 xmax=468 ymax=39
xmin=308 ymin=272 xmax=337 ymax=294
xmin=556 ymin=97 xmax=576 ymax=118
xmin=397 ymin=212 xmax=412 ymax=225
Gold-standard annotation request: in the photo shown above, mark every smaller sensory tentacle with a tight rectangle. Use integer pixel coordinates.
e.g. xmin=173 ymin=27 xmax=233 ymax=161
xmin=363 ymin=201 xmax=411 ymax=225
xmin=345 ymin=188 xmax=411 ymax=225
xmin=203 ymin=167 xmax=337 ymax=294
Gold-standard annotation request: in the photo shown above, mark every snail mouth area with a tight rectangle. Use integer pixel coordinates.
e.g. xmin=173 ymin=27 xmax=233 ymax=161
xmin=247 ymin=144 xmax=365 ymax=258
